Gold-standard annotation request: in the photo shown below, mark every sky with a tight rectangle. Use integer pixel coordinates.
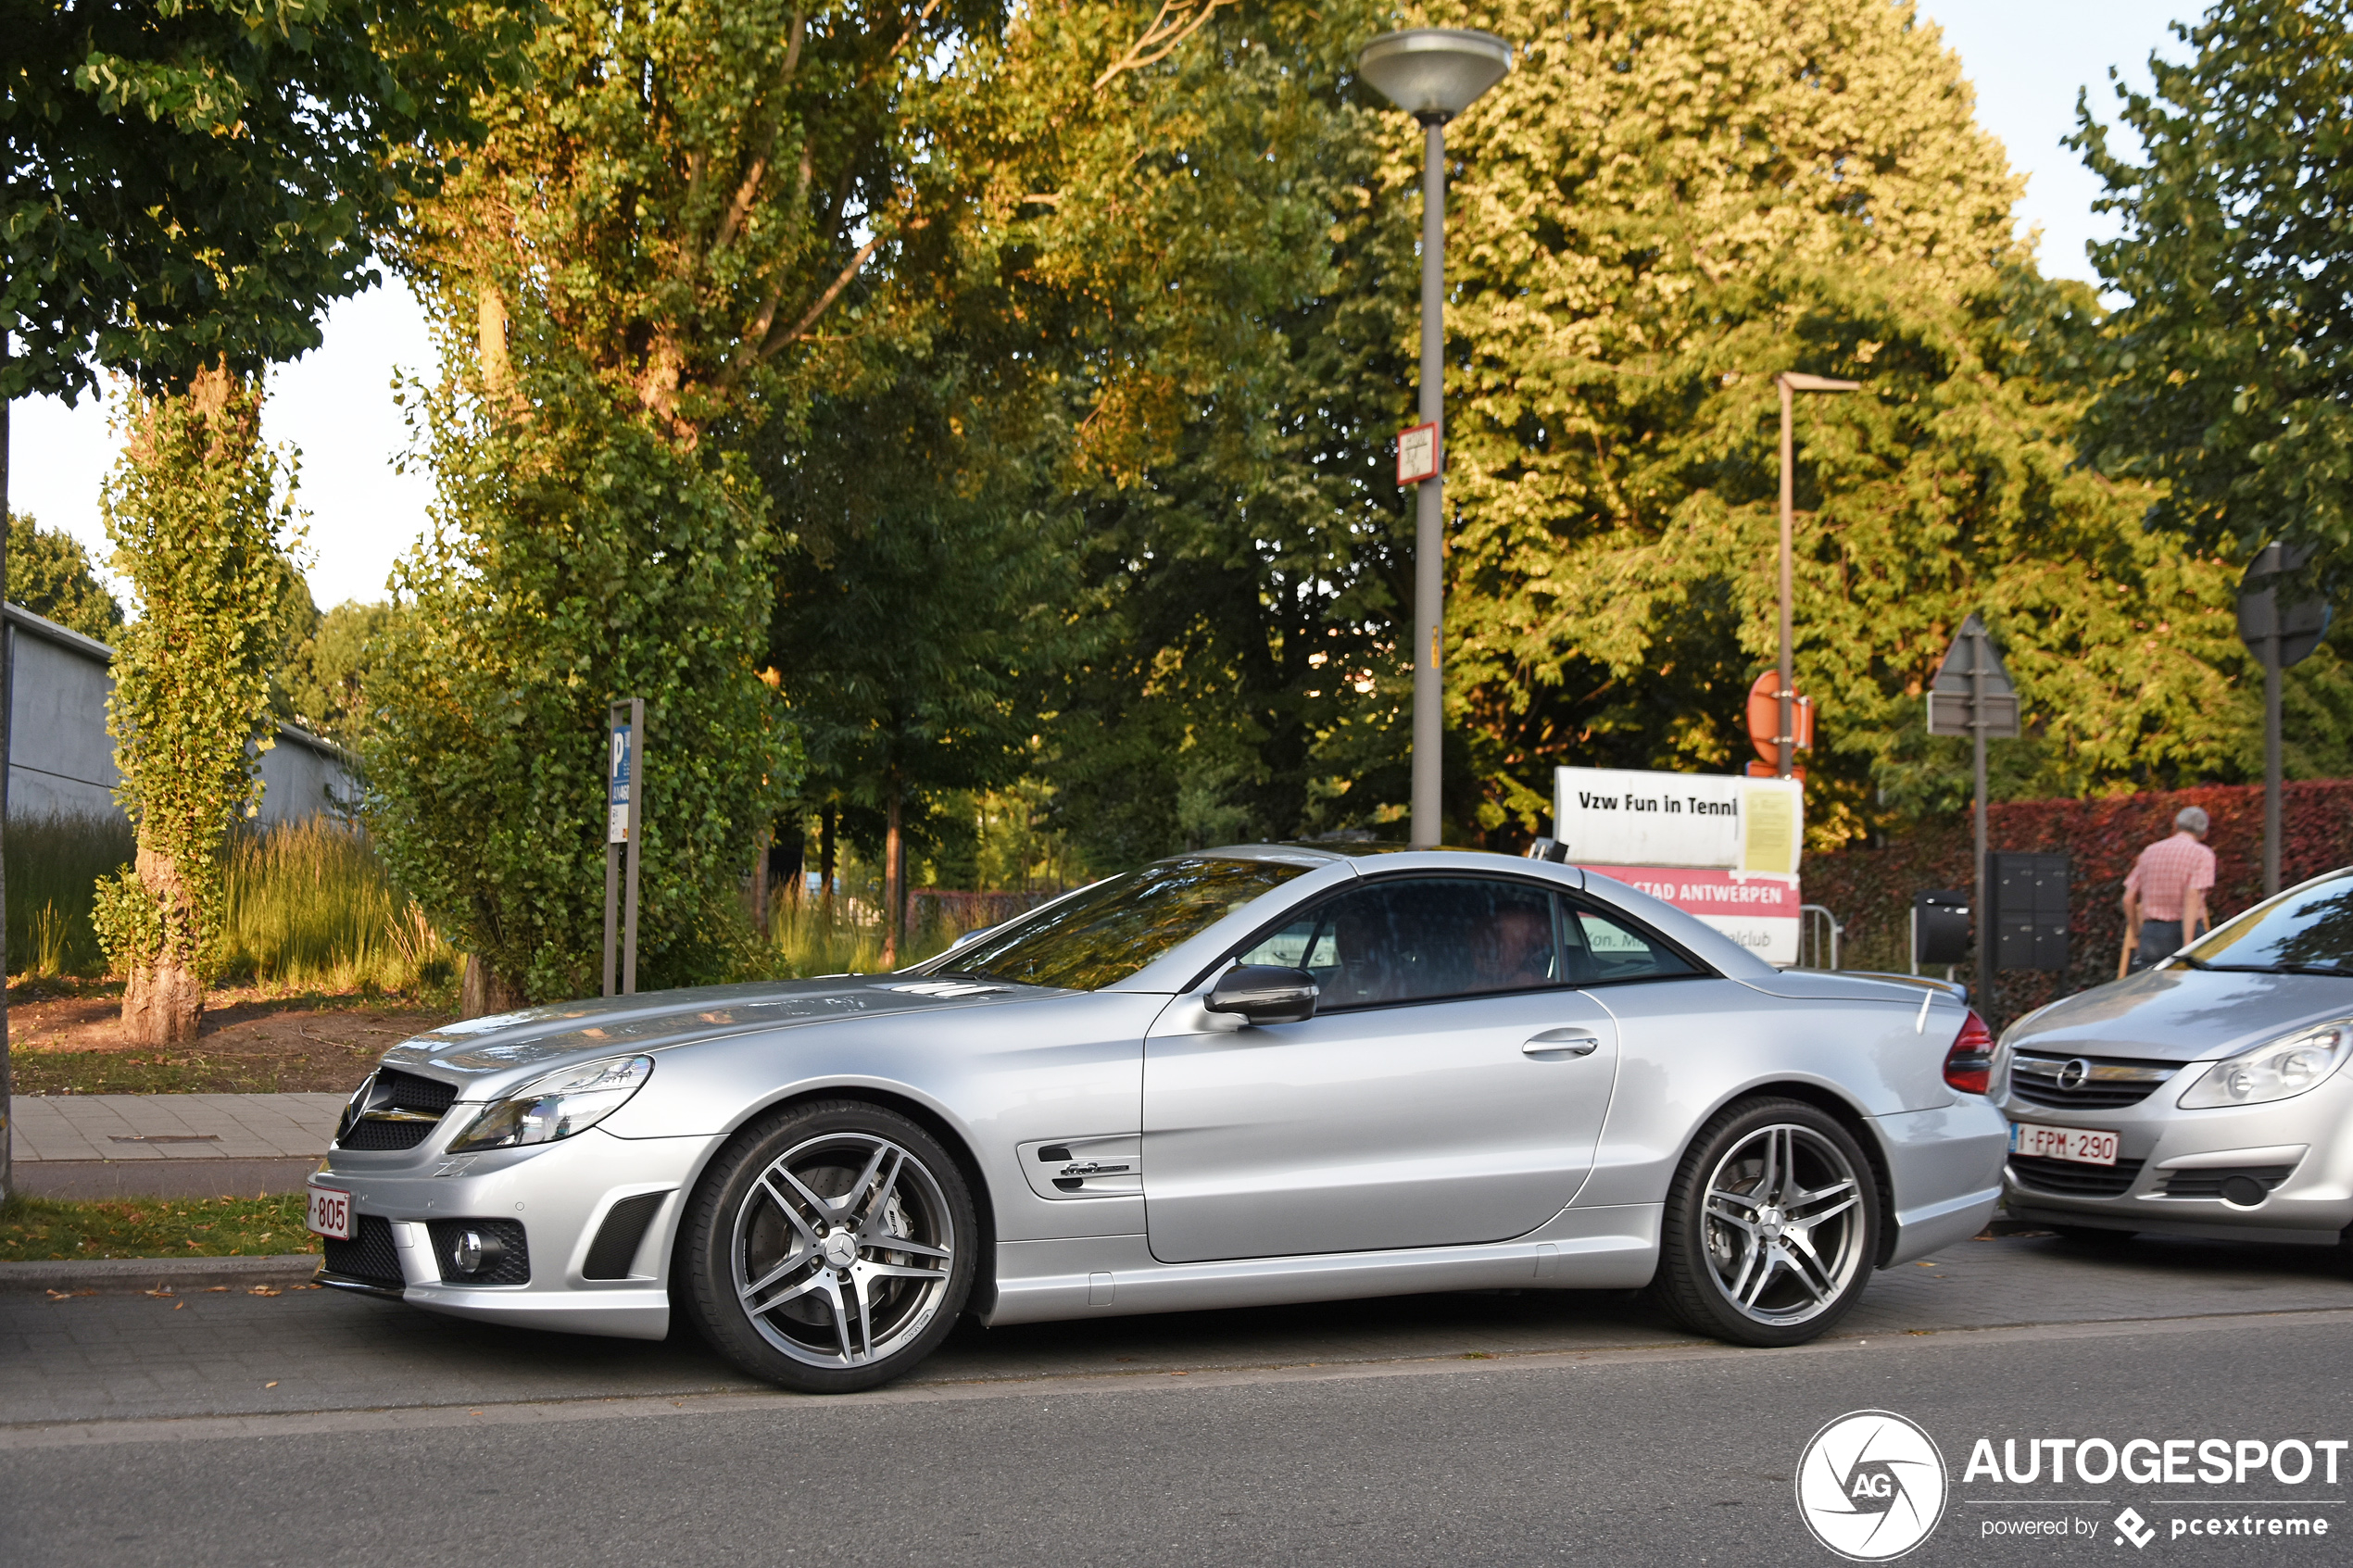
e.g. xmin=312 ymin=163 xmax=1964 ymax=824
xmin=7 ymin=2 xmax=2199 ymax=612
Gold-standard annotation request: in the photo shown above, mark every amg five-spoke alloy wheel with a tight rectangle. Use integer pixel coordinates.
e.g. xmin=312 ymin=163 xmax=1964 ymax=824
xmin=1648 ymin=1098 xmax=1878 ymax=1347
xmin=684 ymin=1100 xmax=976 ymax=1393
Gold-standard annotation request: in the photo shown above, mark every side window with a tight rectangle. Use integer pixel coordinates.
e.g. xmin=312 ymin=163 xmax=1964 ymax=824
xmin=1233 ymin=877 xmax=1561 ymax=1009
xmin=1561 ymin=898 xmax=1698 ymax=985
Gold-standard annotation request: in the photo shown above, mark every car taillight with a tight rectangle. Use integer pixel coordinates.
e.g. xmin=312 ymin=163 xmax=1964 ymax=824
xmin=1944 ymin=1010 xmax=1994 ymax=1095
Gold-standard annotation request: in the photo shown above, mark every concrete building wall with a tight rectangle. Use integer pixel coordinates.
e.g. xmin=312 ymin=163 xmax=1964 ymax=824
xmin=6 ymin=603 xmax=356 ymax=825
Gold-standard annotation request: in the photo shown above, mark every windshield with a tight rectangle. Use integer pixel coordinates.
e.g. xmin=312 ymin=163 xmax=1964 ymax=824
xmin=939 ymin=857 xmax=1312 ymax=991
xmin=2183 ymin=873 xmax=2353 ymax=974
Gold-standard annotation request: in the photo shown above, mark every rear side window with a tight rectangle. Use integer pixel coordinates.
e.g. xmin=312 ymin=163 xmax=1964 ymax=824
xmin=1235 ymin=877 xmax=1561 ymax=1009
xmin=1562 ymin=899 xmax=1697 ymax=985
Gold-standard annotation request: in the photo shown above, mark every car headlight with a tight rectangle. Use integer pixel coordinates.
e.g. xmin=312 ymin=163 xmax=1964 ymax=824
xmin=447 ymin=1054 xmax=654 ymax=1152
xmin=2177 ymin=1023 xmax=2353 ymax=1110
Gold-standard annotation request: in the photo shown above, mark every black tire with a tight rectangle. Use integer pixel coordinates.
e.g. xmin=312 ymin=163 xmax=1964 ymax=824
xmin=1647 ymin=1097 xmax=1881 ymax=1348
xmin=682 ymin=1099 xmax=977 ymax=1394
xmin=2050 ymin=1224 xmax=2135 ymax=1247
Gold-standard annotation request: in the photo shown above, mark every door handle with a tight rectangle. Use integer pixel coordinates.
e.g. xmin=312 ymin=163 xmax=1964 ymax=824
xmin=1523 ymin=1029 xmax=1601 ymax=1057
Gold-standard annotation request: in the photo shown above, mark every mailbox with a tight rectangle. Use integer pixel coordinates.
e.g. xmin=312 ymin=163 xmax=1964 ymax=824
xmin=1913 ymin=889 xmax=1971 ymax=968
xmin=1992 ymin=852 xmax=2070 ymax=972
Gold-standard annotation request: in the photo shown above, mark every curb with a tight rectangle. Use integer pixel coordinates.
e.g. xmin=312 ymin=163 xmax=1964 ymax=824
xmin=0 ymin=1254 xmax=323 ymax=1294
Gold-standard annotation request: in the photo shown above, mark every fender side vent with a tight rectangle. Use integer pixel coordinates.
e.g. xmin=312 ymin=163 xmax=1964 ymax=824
xmin=583 ymin=1192 xmax=670 ymax=1279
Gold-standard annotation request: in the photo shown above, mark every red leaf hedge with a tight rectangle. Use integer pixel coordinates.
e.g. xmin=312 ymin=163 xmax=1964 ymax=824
xmin=1802 ymin=780 xmax=2353 ymax=1030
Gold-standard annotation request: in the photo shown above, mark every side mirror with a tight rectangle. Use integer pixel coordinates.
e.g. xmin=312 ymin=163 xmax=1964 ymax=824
xmin=1204 ymin=964 xmax=1318 ymax=1026
xmin=948 ymin=924 xmax=994 ymax=951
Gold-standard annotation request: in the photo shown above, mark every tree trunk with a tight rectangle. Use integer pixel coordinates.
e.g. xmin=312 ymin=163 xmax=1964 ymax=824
xmin=461 ymin=953 xmax=525 ymax=1019
xmin=820 ymin=808 xmax=837 ymax=924
xmin=750 ymin=822 xmax=771 ymax=938
xmin=879 ymin=774 xmax=904 ymax=969
xmin=2 ymin=389 xmax=14 ymax=1203
xmin=120 ymin=845 xmax=203 ymax=1045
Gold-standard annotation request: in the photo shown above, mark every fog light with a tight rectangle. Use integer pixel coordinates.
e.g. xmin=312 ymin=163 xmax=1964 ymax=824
xmin=451 ymin=1228 xmax=506 ymax=1277
xmin=2218 ymin=1174 xmax=2270 ymax=1208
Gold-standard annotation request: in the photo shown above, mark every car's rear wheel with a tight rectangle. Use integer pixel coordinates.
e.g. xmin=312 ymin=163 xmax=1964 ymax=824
xmin=1648 ymin=1098 xmax=1879 ymax=1348
xmin=682 ymin=1100 xmax=975 ymax=1394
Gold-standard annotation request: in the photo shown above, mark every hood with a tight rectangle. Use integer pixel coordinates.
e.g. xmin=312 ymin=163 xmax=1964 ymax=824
xmin=380 ymin=975 xmax=1060 ymax=1098
xmin=2004 ymin=965 xmax=2353 ymax=1063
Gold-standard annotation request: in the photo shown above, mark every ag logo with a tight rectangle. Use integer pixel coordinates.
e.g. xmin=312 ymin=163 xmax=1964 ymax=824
xmin=1795 ymin=1410 xmax=1948 ymax=1561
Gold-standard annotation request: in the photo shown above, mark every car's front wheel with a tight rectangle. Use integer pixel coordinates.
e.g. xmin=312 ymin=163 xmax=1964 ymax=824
xmin=682 ymin=1099 xmax=976 ymax=1394
xmin=1648 ymin=1098 xmax=1879 ymax=1347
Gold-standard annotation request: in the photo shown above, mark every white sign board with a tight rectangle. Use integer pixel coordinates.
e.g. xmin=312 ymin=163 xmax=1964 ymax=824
xmin=1557 ymin=768 xmax=1805 ymax=965
xmin=1581 ymin=865 xmax=1803 ymax=965
xmin=1554 ymin=767 xmax=1803 ymax=874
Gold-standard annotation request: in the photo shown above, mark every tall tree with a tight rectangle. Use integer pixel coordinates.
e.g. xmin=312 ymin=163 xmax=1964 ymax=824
xmin=2071 ymin=0 xmax=2353 ymax=583
xmin=373 ymin=2 xmax=1002 ymax=1004
xmin=91 ymin=369 xmax=300 ymax=1042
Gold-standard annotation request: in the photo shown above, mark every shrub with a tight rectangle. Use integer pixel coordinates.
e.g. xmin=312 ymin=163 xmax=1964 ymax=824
xmin=1802 ymin=780 xmax=2353 ymax=1027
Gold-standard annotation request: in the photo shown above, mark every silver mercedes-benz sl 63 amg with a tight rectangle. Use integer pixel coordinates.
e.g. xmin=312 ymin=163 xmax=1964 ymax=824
xmin=307 ymin=844 xmax=2007 ymax=1392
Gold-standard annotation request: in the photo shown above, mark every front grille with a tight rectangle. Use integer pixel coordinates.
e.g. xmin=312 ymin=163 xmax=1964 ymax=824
xmin=426 ymin=1219 xmax=532 ymax=1286
xmin=2008 ymin=1052 xmax=2178 ymax=1110
xmin=583 ymin=1192 xmax=669 ymax=1280
xmin=322 ymin=1215 xmax=405 ymax=1289
xmin=335 ymin=1067 xmax=459 ymax=1151
xmin=2008 ymin=1153 xmax=2147 ymax=1198
xmin=2161 ymin=1164 xmax=2297 ymax=1200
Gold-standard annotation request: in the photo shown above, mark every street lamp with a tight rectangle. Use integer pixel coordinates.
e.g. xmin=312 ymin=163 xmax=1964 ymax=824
xmin=1358 ymin=28 xmax=1513 ymax=848
xmin=1773 ymin=371 xmax=1860 ymax=778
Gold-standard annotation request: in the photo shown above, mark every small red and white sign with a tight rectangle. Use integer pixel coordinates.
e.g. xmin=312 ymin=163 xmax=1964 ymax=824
xmin=1397 ymin=422 xmax=1439 ymax=485
xmin=1581 ymin=864 xmax=1802 ymax=966
xmin=306 ymin=1185 xmax=355 ymax=1241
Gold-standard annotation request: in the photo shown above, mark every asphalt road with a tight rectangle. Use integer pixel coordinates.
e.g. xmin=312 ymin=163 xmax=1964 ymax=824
xmin=6 ymin=1233 xmax=2352 ymax=1567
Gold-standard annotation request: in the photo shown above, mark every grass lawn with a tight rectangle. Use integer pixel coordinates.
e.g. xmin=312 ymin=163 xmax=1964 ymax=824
xmin=0 ymin=1195 xmax=321 ymax=1262
xmin=9 ymin=1047 xmax=366 ymax=1097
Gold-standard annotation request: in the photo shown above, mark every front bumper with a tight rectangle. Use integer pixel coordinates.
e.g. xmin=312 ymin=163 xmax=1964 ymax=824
xmin=311 ymin=1126 xmax=721 ymax=1340
xmin=1996 ymin=1075 xmax=2353 ymax=1247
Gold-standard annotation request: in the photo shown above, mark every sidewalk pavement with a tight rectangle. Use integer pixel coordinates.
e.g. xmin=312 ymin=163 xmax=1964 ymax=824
xmin=8 ymin=1094 xmax=346 ymax=1199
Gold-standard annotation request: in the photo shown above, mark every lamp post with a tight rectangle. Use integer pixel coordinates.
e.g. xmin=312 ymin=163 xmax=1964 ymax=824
xmin=1358 ymin=28 xmax=1512 ymax=848
xmin=1773 ymin=372 xmax=1859 ymax=778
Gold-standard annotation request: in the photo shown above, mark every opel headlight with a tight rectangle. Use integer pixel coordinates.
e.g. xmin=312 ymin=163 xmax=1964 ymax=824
xmin=2177 ymin=1024 xmax=2353 ymax=1110
xmin=447 ymin=1054 xmax=654 ymax=1152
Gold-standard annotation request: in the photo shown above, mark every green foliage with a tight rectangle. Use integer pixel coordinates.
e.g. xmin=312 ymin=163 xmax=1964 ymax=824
xmin=952 ymin=0 xmax=1408 ymax=869
xmin=279 ymin=600 xmax=405 ymax=745
xmin=4 ymin=814 xmax=135 ymax=979
xmin=5 ymin=514 xmax=123 ymax=641
xmin=88 ymin=866 xmax=166 ymax=972
xmin=365 ymin=383 xmax=794 ymax=1000
xmin=97 ymin=373 xmax=299 ymax=977
xmin=1365 ymin=0 xmax=2299 ymax=847
xmin=2072 ymin=0 xmax=2353 ymax=581
xmin=2 ymin=0 xmax=526 ymax=400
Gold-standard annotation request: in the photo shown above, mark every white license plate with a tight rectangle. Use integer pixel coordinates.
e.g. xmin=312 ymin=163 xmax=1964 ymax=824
xmin=2010 ymin=1123 xmax=2120 ymax=1166
xmin=306 ymin=1185 xmax=355 ymax=1241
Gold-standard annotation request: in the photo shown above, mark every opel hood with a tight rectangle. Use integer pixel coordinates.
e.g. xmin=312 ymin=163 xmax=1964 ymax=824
xmin=2004 ymin=964 xmax=2353 ymax=1063
xmin=380 ymin=975 xmax=1059 ymax=1098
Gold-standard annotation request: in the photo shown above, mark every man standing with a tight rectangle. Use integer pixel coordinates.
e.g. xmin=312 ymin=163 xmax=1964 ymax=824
xmin=2118 ymin=806 xmax=2218 ymax=976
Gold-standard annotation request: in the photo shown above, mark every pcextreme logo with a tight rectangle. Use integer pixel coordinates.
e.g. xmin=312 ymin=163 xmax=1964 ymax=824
xmin=1796 ymin=1410 xmax=1951 ymax=1562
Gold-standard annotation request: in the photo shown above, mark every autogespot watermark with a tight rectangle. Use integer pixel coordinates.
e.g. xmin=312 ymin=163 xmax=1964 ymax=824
xmin=1797 ymin=1413 xmax=2347 ymax=1557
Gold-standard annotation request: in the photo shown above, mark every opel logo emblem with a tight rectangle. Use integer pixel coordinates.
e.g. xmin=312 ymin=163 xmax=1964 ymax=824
xmin=2057 ymin=1058 xmax=2092 ymax=1091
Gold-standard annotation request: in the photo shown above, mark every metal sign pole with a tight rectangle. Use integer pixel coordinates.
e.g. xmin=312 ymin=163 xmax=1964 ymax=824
xmin=604 ymin=697 xmax=646 ymax=997
xmin=623 ymin=697 xmax=643 ymax=994
xmin=1971 ymin=621 xmax=1993 ymax=1011
xmin=1777 ymin=377 xmax=1795 ymax=779
xmin=2265 ymin=625 xmax=2283 ymax=898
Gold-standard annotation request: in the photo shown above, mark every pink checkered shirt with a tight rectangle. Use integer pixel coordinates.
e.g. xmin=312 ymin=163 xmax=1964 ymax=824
xmin=2124 ymin=832 xmax=2216 ymax=921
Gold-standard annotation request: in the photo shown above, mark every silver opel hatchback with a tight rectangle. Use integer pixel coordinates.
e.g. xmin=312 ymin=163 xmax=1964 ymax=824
xmin=308 ymin=845 xmax=2006 ymax=1392
xmin=1996 ymin=868 xmax=2353 ymax=1251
